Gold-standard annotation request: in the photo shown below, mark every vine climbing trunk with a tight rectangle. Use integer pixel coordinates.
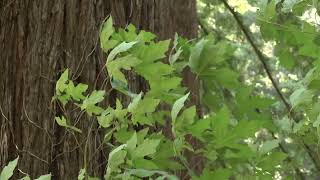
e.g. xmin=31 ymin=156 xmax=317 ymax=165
xmin=0 ymin=0 xmax=198 ymax=179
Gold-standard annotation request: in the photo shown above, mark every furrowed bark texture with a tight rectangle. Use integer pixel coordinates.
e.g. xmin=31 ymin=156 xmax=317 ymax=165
xmin=0 ymin=0 xmax=198 ymax=179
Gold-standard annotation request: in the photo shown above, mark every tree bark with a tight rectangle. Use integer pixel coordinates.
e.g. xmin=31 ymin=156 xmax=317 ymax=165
xmin=0 ymin=0 xmax=198 ymax=179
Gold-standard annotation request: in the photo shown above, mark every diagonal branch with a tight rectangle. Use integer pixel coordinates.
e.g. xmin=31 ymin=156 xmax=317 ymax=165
xmin=220 ymin=0 xmax=320 ymax=173
xmin=220 ymin=0 xmax=291 ymax=112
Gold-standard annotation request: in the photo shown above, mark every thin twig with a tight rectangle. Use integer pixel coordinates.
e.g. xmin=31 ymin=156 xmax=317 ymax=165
xmin=256 ymin=18 xmax=318 ymax=36
xmin=15 ymin=145 xmax=49 ymax=165
xmin=0 ymin=105 xmax=9 ymax=122
xmin=23 ymin=104 xmax=53 ymax=143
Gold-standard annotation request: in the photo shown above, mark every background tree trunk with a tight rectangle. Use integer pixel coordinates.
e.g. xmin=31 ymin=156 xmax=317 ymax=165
xmin=0 ymin=0 xmax=198 ymax=179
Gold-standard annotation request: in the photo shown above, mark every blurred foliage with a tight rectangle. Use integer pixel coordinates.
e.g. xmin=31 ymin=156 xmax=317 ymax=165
xmin=198 ymin=0 xmax=320 ymax=179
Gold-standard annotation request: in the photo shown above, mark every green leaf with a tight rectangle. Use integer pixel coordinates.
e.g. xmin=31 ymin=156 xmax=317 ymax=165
xmin=107 ymin=55 xmax=141 ymax=84
xmin=55 ymin=116 xmax=82 ymax=133
xmin=275 ymin=117 xmax=293 ymax=133
xmin=289 ymin=87 xmax=314 ymax=108
xmin=179 ymin=106 xmax=196 ymax=125
xmin=250 ymin=96 xmax=276 ymax=109
xmin=223 ymin=144 xmax=255 ymax=160
xmin=117 ymin=24 xmax=138 ymax=42
xmin=66 ymin=82 xmax=88 ymax=101
xmin=149 ymin=77 xmax=182 ymax=96
xmin=169 ymin=48 xmax=183 ymax=65
xmin=132 ymin=97 xmax=160 ymax=115
xmin=292 ymin=1 xmax=309 ymax=15
xmin=121 ymin=169 xmax=178 ymax=180
xmin=260 ymin=0 xmax=276 ymax=20
xmin=282 ymin=0 xmax=301 ymax=12
xmin=34 ymin=174 xmax=52 ymax=180
xmin=20 ymin=176 xmax=31 ymax=180
xmin=110 ymin=79 xmax=133 ymax=96
xmin=313 ymin=114 xmax=320 ymax=128
xmin=172 ymin=106 xmax=199 ymax=137
xmin=137 ymin=30 xmax=156 ymax=43
xmin=135 ymin=40 xmax=171 ymax=63
xmin=126 ymin=132 xmax=138 ymax=154
xmin=212 ymin=106 xmax=230 ymax=138
xmin=133 ymin=159 xmax=158 ymax=170
xmin=171 ymin=93 xmax=190 ymax=122
xmin=135 ymin=62 xmax=174 ymax=80
xmin=259 ymin=139 xmax=280 ymax=154
xmin=100 ymin=17 xmax=117 ymax=53
xmin=82 ymin=90 xmax=105 ymax=108
xmin=193 ymin=168 xmax=232 ymax=180
xmin=277 ymin=47 xmax=295 ymax=69
xmin=137 ymin=128 xmax=149 ymax=144
xmin=188 ymin=118 xmax=211 ymax=139
xmin=97 ymin=109 xmax=114 ymax=128
xmin=203 ymin=150 xmax=218 ymax=161
xmin=258 ymin=152 xmax=287 ymax=172
xmin=189 ymin=39 xmax=208 ymax=73
xmin=88 ymin=177 xmax=100 ymax=180
xmin=233 ymin=120 xmax=264 ymax=139
xmin=56 ymin=69 xmax=69 ymax=94
xmin=0 ymin=156 xmax=19 ymax=180
xmin=259 ymin=22 xmax=279 ymax=41
xmin=108 ymin=149 xmax=126 ymax=170
xmin=114 ymin=99 xmax=127 ymax=120
xmin=56 ymin=94 xmax=70 ymax=106
xmin=201 ymin=68 xmax=239 ymax=89
xmin=133 ymin=139 xmax=161 ymax=158
xmin=105 ymin=144 xmax=127 ymax=179
xmin=114 ymin=128 xmax=135 ymax=143
xmin=298 ymin=43 xmax=320 ymax=58
xmin=55 ymin=116 xmax=67 ymax=127
xmin=215 ymin=120 xmax=264 ymax=147
xmin=124 ymin=169 xmax=154 ymax=178
xmin=132 ymin=114 xmax=153 ymax=126
xmin=189 ymin=40 xmax=234 ymax=75
xmin=107 ymin=41 xmax=137 ymax=62
xmin=81 ymin=90 xmax=105 ymax=115
xmin=128 ymin=92 xmax=143 ymax=113
xmin=78 ymin=169 xmax=85 ymax=180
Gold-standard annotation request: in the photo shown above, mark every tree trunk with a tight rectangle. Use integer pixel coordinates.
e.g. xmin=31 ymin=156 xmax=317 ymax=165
xmin=0 ymin=0 xmax=198 ymax=179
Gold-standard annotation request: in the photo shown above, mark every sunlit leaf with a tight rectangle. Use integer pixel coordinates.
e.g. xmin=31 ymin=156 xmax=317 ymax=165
xmin=35 ymin=174 xmax=52 ymax=180
xmin=171 ymin=93 xmax=190 ymax=121
xmin=0 ymin=157 xmax=19 ymax=180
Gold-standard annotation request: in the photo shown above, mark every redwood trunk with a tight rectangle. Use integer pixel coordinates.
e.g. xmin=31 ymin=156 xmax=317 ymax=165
xmin=0 ymin=0 xmax=198 ymax=179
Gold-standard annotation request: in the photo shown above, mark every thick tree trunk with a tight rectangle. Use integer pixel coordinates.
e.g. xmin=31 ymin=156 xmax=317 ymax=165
xmin=0 ymin=0 xmax=198 ymax=179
